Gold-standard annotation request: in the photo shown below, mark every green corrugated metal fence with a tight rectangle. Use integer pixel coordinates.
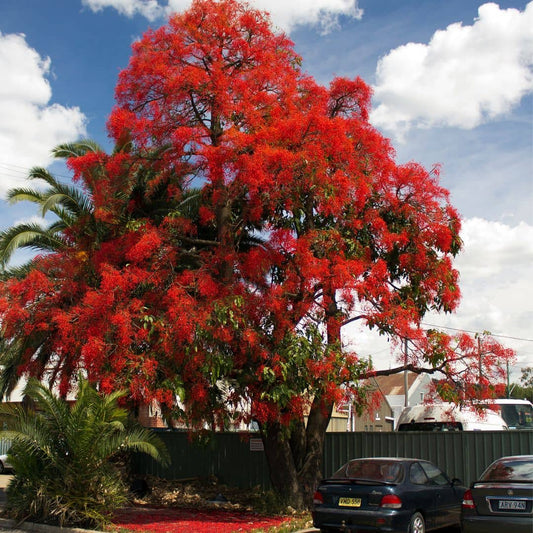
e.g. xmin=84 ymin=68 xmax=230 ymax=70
xmin=132 ymin=430 xmax=533 ymax=489
xmin=132 ymin=431 xmax=271 ymax=488
xmin=322 ymin=430 xmax=533 ymax=486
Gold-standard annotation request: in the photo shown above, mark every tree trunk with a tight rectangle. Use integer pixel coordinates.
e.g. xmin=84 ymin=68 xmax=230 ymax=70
xmin=260 ymin=396 xmax=333 ymax=509
xmin=299 ymin=396 xmax=333 ymax=504
xmin=261 ymin=286 xmax=342 ymax=508
xmin=260 ymin=421 xmax=306 ymax=509
xmin=216 ymin=199 xmax=234 ymax=282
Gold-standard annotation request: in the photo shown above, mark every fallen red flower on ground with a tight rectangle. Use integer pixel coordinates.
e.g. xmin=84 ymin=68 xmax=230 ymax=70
xmin=113 ymin=506 xmax=291 ymax=532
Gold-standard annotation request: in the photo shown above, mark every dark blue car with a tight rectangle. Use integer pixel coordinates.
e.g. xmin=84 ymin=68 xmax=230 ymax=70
xmin=312 ymin=457 xmax=466 ymax=532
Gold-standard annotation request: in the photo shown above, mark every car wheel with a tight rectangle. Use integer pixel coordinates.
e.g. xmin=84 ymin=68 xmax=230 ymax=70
xmin=0 ymin=461 xmax=5 ymax=475
xmin=408 ymin=512 xmax=425 ymax=533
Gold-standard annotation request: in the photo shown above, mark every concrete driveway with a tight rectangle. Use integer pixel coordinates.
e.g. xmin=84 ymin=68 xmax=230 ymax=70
xmin=0 ymin=475 xmax=12 ymax=508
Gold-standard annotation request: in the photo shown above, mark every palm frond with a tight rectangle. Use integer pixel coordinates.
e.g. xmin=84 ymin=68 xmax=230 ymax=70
xmin=0 ymin=338 xmax=26 ymax=399
xmin=0 ymin=223 xmax=66 ymax=267
xmin=40 ymin=188 xmax=93 ymax=218
xmin=0 ymin=330 xmax=56 ymax=398
xmin=27 ymin=166 xmax=59 ymax=184
xmin=121 ymin=427 xmax=170 ymax=465
xmin=46 ymin=218 xmax=69 ymax=233
xmin=52 ymin=139 xmax=104 ymax=160
xmin=0 ymin=261 xmax=36 ymax=281
xmin=6 ymin=186 xmax=46 ymax=205
xmin=8 ymin=168 xmax=90 ymax=218
xmin=24 ymin=378 xmax=70 ymax=426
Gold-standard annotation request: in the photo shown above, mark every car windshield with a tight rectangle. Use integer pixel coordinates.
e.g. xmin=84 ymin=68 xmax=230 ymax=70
xmin=481 ymin=458 xmax=533 ymax=481
xmin=332 ymin=460 xmax=404 ymax=483
xmin=497 ymin=404 xmax=533 ymax=429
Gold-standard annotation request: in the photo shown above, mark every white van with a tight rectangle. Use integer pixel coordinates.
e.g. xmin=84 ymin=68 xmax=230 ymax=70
xmin=486 ymin=399 xmax=533 ymax=430
xmin=396 ymin=403 xmax=508 ymax=431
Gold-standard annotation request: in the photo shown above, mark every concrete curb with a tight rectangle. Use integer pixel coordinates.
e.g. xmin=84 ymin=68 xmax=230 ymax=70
xmin=0 ymin=517 xmax=105 ymax=533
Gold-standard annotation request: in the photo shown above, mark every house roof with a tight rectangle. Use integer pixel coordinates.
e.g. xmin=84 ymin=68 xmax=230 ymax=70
xmin=374 ymin=372 xmax=419 ymax=396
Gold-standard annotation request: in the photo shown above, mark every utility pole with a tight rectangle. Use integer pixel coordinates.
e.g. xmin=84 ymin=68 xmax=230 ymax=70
xmin=404 ymin=337 xmax=409 ymax=407
xmin=478 ymin=336 xmax=482 ymax=381
xmin=507 ymin=360 xmax=510 ymax=398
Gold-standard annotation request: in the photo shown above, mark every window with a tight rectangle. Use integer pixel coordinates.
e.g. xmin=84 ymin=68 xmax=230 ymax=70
xmin=148 ymin=401 xmax=161 ymax=418
xmin=420 ymin=462 xmax=449 ymax=485
xmin=398 ymin=421 xmax=462 ymax=431
xmin=482 ymin=458 xmax=533 ymax=481
xmin=410 ymin=463 xmax=429 ymax=485
xmin=334 ymin=460 xmax=405 ymax=483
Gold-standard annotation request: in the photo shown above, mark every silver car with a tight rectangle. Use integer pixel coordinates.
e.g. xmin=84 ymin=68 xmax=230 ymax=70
xmin=461 ymin=455 xmax=533 ymax=533
xmin=0 ymin=454 xmax=12 ymax=474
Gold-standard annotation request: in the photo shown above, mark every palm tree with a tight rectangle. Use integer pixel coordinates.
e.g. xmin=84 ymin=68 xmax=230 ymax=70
xmin=0 ymin=376 xmax=169 ymax=528
xmin=0 ymin=142 xmax=105 ymax=400
xmin=0 ymin=141 xmax=103 ymax=280
xmin=0 ymin=139 xmax=265 ymax=415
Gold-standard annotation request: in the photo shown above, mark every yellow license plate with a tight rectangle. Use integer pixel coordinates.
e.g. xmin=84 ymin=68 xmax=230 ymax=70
xmin=338 ymin=497 xmax=362 ymax=507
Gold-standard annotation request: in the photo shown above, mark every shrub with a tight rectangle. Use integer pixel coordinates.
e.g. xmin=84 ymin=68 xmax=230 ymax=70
xmin=0 ymin=376 xmax=168 ymax=528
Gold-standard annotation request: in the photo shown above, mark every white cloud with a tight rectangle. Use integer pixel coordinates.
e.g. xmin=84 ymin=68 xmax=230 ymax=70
xmin=83 ymin=0 xmax=363 ymax=33
xmin=449 ymin=218 xmax=533 ymax=336
xmin=455 ymin=218 xmax=533 ymax=279
xmin=220 ymin=0 xmax=363 ymax=33
xmin=0 ymin=33 xmax=86 ymax=198
xmin=371 ymin=2 xmax=533 ymax=135
xmin=82 ymin=0 xmax=163 ymax=21
xmin=425 ymin=218 xmax=533 ymax=377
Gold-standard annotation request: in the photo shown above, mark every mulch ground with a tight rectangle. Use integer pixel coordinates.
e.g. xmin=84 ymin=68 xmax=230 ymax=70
xmin=110 ymin=477 xmax=301 ymax=533
xmin=113 ymin=506 xmax=292 ymax=532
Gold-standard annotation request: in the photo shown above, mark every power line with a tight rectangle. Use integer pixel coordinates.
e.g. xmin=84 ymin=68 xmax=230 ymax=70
xmin=0 ymin=161 xmax=72 ymax=181
xmin=0 ymin=166 xmax=30 ymax=178
xmin=347 ymin=308 xmax=533 ymax=344
xmin=421 ymin=322 xmax=533 ymax=343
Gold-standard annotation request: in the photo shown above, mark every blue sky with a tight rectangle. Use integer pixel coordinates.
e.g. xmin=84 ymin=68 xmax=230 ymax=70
xmin=0 ymin=0 xmax=532 ymax=379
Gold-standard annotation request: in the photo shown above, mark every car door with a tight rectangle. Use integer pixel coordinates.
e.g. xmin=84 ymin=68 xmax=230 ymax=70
xmin=419 ymin=461 xmax=463 ymax=528
xmin=408 ymin=462 xmax=439 ymax=529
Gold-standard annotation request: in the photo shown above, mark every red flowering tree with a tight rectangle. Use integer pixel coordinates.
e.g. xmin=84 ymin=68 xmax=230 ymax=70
xmin=397 ymin=330 xmax=515 ymax=403
xmin=0 ymin=0 xmax=515 ymax=508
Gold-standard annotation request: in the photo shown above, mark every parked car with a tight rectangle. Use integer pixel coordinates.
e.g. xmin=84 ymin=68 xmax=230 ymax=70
xmin=461 ymin=455 xmax=533 ymax=533
xmin=312 ymin=457 xmax=465 ymax=533
xmin=0 ymin=454 xmax=12 ymax=474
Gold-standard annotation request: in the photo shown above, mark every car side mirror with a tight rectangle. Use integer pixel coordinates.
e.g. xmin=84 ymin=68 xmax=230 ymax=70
xmin=451 ymin=478 xmax=462 ymax=486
